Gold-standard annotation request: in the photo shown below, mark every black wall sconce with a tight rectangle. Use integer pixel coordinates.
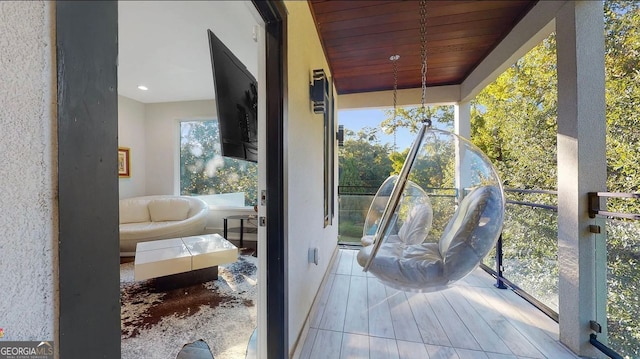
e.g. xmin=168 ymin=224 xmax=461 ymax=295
xmin=337 ymin=125 xmax=344 ymax=147
xmin=310 ymin=69 xmax=328 ymax=114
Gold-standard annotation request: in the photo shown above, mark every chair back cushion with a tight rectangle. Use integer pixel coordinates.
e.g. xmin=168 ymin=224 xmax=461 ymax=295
xmin=148 ymin=198 xmax=191 ymax=222
xmin=398 ymin=203 xmax=433 ymax=245
xmin=439 ymin=185 xmax=503 ymax=281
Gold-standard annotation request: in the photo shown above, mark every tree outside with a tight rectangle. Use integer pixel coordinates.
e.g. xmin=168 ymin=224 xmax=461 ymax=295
xmin=180 ymin=120 xmax=257 ymax=206
xmin=338 ymin=128 xmax=394 ymax=242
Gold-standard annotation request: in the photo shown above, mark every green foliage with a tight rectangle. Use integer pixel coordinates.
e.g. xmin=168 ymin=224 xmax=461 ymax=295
xmin=338 ymin=109 xmax=457 ymax=244
xmin=607 ymin=219 xmax=640 ymax=359
xmin=180 ymin=120 xmax=257 ymax=205
xmin=602 ymin=4 xmax=640 ymax=356
xmin=470 ymin=3 xmax=640 ymax=356
xmin=471 ymin=35 xmax=558 ymax=190
xmin=605 ymin=1 xmax=640 ymax=196
xmin=338 ymin=129 xmax=393 ymax=243
xmin=381 ymin=105 xmax=454 ymax=134
xmin=383 ymin=106 xmax=456 ymax=186
xmin=501 ymin=204 xmax=560 ymax=311
xmin=339 ymin=127 xmax=394 ymax=190
xmin=339 ymin=221 xmax=366 ymax=239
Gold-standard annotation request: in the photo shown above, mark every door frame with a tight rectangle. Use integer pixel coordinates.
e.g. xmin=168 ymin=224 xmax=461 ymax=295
xmin=56 ymin=1 xmax=287 ymax=356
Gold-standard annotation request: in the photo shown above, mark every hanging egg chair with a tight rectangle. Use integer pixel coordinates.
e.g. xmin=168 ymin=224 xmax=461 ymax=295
xmin=361 ymin=175 xmax=433 ymax=247
xmin=357 ymin=126 xmax=505 ymax=292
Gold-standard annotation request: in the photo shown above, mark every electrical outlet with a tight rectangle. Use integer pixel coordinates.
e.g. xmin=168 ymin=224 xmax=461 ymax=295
xmin=308 ymin=248 xmax=319 ymax=265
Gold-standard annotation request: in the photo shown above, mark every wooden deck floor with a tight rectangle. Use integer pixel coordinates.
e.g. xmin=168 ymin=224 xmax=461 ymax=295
xmin=298 ymin=248 xmax=578 ymax=359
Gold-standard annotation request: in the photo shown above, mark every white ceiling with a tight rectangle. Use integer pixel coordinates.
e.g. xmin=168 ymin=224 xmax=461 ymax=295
xmin=118 ymin=1 xmax=261 ymax=104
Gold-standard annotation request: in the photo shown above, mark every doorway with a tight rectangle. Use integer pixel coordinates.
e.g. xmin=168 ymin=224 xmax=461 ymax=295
xmin=56 ymin=1 xmax=286 ymax=357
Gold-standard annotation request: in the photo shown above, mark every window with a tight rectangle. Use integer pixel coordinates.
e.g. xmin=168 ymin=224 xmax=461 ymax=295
xmin=324 ymin=82 xmax=335 ymax=227
xmin=180 ymin=120 xmax=257 ymax=206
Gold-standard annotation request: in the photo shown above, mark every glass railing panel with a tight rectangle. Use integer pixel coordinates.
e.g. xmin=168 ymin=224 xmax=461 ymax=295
xmin=499 ymin=204 xmax=559 ymax=313
xmin=338 ymin=194 xmax=374 ymax=244
xmin=338 ymin=191 xmax=457 ymax=245
xmin=606 ymin=217 xmax=640 ymax=359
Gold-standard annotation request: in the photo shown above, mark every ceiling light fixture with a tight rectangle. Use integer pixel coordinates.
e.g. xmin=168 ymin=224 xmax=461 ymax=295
xmin=137 ymin=85 xmax=148 ymax=91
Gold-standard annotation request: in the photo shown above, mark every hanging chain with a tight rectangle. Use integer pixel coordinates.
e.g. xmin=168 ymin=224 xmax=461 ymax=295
xmin=390 ymin=54 xmax=400 ymax=152
xmin=419 ymin=0 xmax=431 ymax=127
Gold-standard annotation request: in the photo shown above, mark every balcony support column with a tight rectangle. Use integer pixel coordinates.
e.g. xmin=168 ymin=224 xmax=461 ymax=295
xmin=556 ymin=1 xmax=607 ymax=357
xmin=454 ymin=101 xmax=472 ymax=199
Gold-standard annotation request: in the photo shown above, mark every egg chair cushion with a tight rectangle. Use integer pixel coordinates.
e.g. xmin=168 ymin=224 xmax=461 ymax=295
xmin=397 ymin=203 xmax=433 ymax=245
xmin=441 ymin=185 xmax=503 ymax=281
xmin=361 ymin=203 xmax=433 ymax=247
xmin=357 ymin=185 xmax=503 ymax=290
xmin=357 ymin=242 xmax=447 ymax=291
xmin=361 ymin=234 xmax=399 ymax=247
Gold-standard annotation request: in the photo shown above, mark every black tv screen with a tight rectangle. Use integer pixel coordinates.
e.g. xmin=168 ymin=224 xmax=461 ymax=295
xmin=208 ymin=29 xmax=258 ymax=163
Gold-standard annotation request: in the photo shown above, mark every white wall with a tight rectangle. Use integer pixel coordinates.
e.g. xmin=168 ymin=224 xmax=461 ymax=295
xmin=0 ymin=0 xmax=57 ymax=344
xmin=285 ymin=2 xmax=339 ymax=355
xmin=118 ymin=95 xmax=147 ymax=199
xmin=117 ymin=98 xmax=257 ymax=237
xmin=144 ymin=100 xmax=216 ymax=195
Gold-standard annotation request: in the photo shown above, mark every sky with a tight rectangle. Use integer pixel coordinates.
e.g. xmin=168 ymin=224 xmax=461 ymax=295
xmin=338 ymin=108 xmax=416 ymax=151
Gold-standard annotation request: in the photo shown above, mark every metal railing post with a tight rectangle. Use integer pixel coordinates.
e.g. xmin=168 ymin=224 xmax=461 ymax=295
xmin=495 ymin=233 xmax=507 ymax=289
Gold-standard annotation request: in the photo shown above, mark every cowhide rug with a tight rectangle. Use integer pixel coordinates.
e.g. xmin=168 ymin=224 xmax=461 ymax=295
xmin=120 ymin=254 xmax=257 ymax=359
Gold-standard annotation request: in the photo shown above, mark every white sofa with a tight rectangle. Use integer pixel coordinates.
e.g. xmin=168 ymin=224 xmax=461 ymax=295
xmin=119 ymin=195 xmax=209 ymax=255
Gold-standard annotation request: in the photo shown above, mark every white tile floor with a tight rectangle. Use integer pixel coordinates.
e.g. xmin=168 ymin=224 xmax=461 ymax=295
xmin=298 ymin=249 xmax=578 ymax=359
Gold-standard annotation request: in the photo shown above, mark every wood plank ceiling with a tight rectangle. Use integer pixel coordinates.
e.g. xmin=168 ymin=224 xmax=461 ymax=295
xmin=308 ymin=0 xmax=537 ymax=95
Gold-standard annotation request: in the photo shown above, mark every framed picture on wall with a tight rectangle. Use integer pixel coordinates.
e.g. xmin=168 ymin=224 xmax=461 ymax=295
xmin=118 ymin=147 xmax=130 ymax=178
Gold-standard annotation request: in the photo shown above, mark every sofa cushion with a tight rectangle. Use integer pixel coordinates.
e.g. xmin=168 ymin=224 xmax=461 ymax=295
xmin=148 ymin=198 xmax=191 ymax=222
xmin=119 ymin=199 xmax=151 ymax=224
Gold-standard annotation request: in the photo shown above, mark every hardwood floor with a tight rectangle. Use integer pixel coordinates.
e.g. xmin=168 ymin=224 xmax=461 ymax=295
xmin=299 ymin=249 xmax=578 ymax=359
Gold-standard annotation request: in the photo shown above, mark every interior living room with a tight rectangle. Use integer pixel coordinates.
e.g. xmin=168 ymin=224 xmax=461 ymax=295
xmin=116 ymin=0 xmax=260 ymax=231
xmin=2 ymin=1 xmax=635 ymax=359
xmin=116 ymin=2 xmax=266 ymax=357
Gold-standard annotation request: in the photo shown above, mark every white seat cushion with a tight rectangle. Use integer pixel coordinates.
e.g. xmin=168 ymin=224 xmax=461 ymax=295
xmin=361 ymin=234 xmax=400 ymax=247
xmin=357 ymin=242 xmax=447 ymax=291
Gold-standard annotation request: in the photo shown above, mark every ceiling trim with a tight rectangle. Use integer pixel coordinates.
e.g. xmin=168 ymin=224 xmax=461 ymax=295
xmin=460 ymin=0 xmax=566 ymax=102
xmin=338 ymin=85 xmax=460 ymax=110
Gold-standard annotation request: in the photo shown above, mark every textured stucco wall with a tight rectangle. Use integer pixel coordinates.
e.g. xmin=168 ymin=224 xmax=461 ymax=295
xmin=0 ymin=0 xmax=58 ymax=343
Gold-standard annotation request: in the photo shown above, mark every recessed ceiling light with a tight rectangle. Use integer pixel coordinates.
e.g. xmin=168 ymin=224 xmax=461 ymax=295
xmin=137 ymin=85 xmax=148 ymax=91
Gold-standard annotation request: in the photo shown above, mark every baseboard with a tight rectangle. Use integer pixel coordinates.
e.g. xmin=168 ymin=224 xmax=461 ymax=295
xmin=290 ymin=244 xmax=340 ymax=359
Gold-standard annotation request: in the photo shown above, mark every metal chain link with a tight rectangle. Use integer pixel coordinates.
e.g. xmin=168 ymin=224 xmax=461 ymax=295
xmin=390 ymin=54 xmax=400 ymax=152
xmin=419 ymin=0 xmax=431 ymax=127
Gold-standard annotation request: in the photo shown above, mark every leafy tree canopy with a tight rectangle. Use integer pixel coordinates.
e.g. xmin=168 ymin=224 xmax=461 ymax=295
xmin=180 ymin=120 xmax=257 ymax=205
xmin=338 ymin=127 xmax=393 ymax=193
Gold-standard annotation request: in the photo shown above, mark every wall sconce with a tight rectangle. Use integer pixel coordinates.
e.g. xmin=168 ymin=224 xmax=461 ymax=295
xmin=310 ymin=69 xmax=328 ymax=114
xmin=337 ymin=125 xmax=344 ymax=147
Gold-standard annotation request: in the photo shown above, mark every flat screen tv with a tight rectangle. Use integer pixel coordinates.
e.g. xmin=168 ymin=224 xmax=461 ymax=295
xmin=208 ymin=29 xmax=258 ymax=163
